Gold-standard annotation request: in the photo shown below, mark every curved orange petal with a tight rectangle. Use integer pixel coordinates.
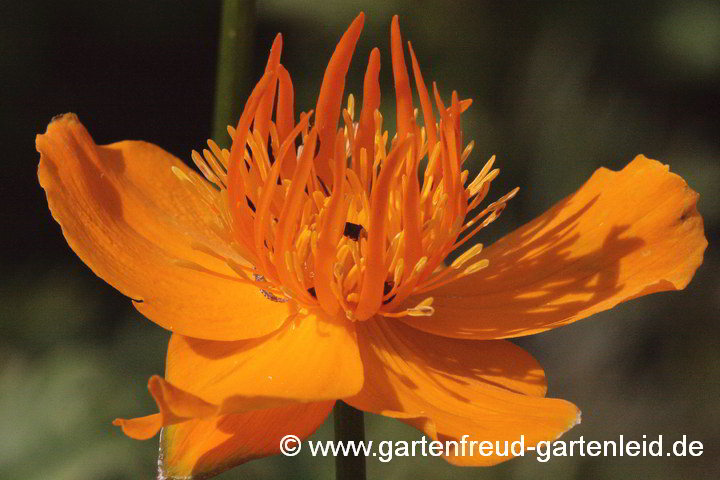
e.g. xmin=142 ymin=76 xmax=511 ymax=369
xmin=402 ymin=155 xmax=707 ymax=339
xmin=345 ymin=320 xmax=580 ymax=466
xmin=37 ymin=114 xmax=294 ymax=340
xmin=158 ymin=401 xmax=334 ymax=479
xmin=113 ymin=376 xmax=219 ymax=440
xmin=166 ymin=310 xmax=363 ymax=409
xmin=115 ymin=310 xmax=362 ymax=439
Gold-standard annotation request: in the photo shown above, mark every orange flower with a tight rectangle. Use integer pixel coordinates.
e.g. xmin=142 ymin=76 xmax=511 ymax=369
xmin=37 ymin=13 xmax=706 ymax=479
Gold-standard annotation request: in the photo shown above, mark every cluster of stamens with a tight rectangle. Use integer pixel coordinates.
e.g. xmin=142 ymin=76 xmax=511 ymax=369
xmin=172 ymin=21 xmax=517 ymax=322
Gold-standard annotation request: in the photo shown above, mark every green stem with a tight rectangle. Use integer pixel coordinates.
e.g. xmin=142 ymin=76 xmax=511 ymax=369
xmin=212 ymin=0 xmax=256 ymax=147
xmin=333 ymin=401 xmax=367 ymax=480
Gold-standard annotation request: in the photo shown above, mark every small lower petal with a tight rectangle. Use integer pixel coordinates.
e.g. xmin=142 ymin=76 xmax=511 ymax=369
xmin=159 ymin=402 xmax=334 ymax=479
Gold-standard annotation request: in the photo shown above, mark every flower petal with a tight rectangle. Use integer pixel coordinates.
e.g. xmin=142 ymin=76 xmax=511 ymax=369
xmin=113 ymin=377 xmax=216 ymax=440
xmin=158 ymin=401 xmax=334 ymax=479
xmin=402 ymin=155 xmax=707 ymax=339
xmin=37 ymin=114 xmax=294 ymax=340
xmin=345 ymin=319 xmax=580 ymax=466
xmin=114 ymin=310 xmax=362 ymax=440
xmin=165 ymin=310 xmax=363 ymax=409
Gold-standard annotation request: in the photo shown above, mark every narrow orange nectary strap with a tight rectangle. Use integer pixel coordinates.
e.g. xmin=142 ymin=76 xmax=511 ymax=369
xmin=390 ymin=16 xmax=414 ymax=140
xmin=254 ymin=34 xmax=283 ymax=144
xmin=408 ymin=41 xmax=438 ymax=165
xmin=314 ymin=13 xmax=365 ymax=186
xmin=252 ymin=114 xmax=312 ymax=282
xmin=432 ymin=83 xmax=459 ymax=220
xmin=402 ymin=141 xmax=423 ymax=282
xmin=314 ymin=130 xmax=349 ymax=315
xmin=390 ymin=18 xmax=423 ymax=277
xmin=227 ymin=71 xmax=277 ymax=247
xmin=274 ymin=128 xmax=319 ymax=303
xmin=355 ymin=136 xmax=414 ymax=320
xmin=276 ymin=65 xmax=296 ymax=176
xmin=447 ymin=91 xmax=464 ymax=216
xmin=354 ymin=48 xmax=381 ymax=189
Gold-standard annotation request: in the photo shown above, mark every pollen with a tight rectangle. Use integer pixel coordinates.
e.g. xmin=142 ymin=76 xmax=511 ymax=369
xmin=178 ymin=15 xmax=517 ymax=322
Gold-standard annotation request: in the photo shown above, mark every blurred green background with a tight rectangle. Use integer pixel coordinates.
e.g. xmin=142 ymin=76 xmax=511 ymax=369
xmin=1 ymin=0 xmax=718 ymax=478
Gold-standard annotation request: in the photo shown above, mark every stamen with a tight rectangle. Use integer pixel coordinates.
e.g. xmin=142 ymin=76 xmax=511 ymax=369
xmin=191 ymin=150 xmax=221 ymax=188
xmin=380 ymin=297 xmax=434 ymax=318
xmin=461 ymin=140 xmax=475 ymax=164
xmin=450 ymin=243 xmax=484 ymax=269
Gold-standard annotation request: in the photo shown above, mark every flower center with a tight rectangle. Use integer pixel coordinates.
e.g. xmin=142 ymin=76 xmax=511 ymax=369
xmin=180 ymin=88 xmax=517 ymax=322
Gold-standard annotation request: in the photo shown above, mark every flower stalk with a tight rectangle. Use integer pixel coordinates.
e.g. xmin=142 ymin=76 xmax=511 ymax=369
xmin=334 ymin=401 xmax=367 ymax=480
xmin=212 ymin=0 xmax=256 ymax=147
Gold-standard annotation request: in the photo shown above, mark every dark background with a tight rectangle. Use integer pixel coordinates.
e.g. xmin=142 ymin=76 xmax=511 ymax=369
xmin=1 ymin=1 xmax=718 ymax=479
